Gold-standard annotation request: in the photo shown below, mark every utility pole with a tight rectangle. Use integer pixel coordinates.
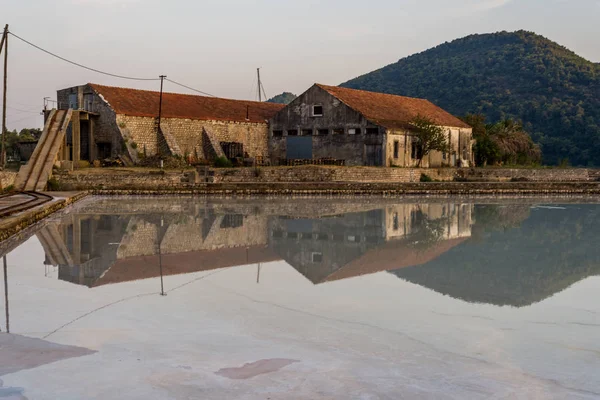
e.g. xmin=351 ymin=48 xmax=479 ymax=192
xmin=257 ymin=68 xmax=262 ymax=102
xmin=158 ymin=75 xmax=166 ymax=128
xmin=1 ymin=24 xmax=8 ymax=169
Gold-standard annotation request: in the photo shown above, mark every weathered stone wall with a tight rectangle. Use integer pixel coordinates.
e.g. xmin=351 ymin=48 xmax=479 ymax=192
xmin=115 ymin=116 xmax=269 ymax=161
xmin=210 ymin=166 xmax=459 ymax=183
xmin=210 ymin=166 xmax=593 ymax=183
xmin=57 ymin=84 xmax=124 ymax=160
xmin=386 ymin=127 xmax=473 ymax=168
xmin=269 ymin=85 xmax=385 ymax=166
xmin=0 ymin=171 xmax=17 ymax=190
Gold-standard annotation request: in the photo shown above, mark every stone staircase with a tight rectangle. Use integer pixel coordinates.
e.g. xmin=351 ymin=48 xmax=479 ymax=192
xmin=158 ymin=120 xmax=183 ymax=157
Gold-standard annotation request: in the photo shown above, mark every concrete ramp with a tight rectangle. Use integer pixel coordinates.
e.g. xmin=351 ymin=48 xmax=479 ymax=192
xmin=15 ymin=109 xmax=73 ymax=191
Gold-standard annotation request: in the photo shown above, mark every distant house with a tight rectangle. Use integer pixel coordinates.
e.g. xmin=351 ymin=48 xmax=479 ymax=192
xmin=269 ymin=84 xmax=473 ymax=167
xmin=56 ymin=84 xmax=285 ymax=165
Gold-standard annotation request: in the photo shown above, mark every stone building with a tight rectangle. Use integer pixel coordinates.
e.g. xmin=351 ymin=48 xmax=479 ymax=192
xmin=56 ymin=84 xmax=284 ymax=165
xmin=269 ymin=84 xmax=473 ymax=167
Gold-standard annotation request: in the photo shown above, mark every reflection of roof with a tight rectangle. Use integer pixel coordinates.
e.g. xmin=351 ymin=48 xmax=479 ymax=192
xmin=89 ymin=83 xmax=285 ymax=123
xmin=317 ymin=84 xmax=470 ymax=129
xmin=93 ymin=246 xmax=280 ymax=287
xmin=323 ymin=238 xmax=468 ymax=283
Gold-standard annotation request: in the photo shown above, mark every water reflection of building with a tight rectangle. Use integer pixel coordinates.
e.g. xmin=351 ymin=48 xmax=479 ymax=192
xmin=35 ymin=200 xmax=600 ymax=307
xmin=270 ymin=203 xmax=474 ymax=283
xmin=39 ymin=199 xmax=474 ymax=288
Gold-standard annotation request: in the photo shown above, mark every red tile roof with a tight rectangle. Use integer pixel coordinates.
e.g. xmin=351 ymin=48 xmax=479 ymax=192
xmin=89 ymin=83 xmax=285 ymax=124
xmin=317 ymin=84 xmax=471 ymax=129
xmin=92 ymin=245 xmax=280 ymax=287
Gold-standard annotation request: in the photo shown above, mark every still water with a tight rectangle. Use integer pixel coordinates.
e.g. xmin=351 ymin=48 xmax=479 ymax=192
xmin=0 ymin=196 xmax=599 ymax=399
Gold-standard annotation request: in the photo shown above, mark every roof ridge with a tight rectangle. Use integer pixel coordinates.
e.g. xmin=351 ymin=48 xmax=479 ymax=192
xmin=88 ymin=83 xmax=280 ymax=107
xmin=316 ymin=83 xmax=432 ymax=103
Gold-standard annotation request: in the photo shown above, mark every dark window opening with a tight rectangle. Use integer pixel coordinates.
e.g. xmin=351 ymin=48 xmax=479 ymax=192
xmin=83 ymin=94 xmax=94 ymax=112
xmin=317 ymin=129 xmax=329 ymax=136
xmin=393 ymin=140 xmax=400 ymax=159
xmin=411 ymin=141 xmax=422 ymax=160
xmin=316 ymin=233 xmax=329 ymax=241
xmin=302 ymin=129 xmax=313 ymax=136
xmin=97 ymin=142 xmax=111 ymax=159
xmin=287 ymin=129 xmax=299 ymax=136
xmin=393 ymin=213 xmax=399 ymax=231
xmin=312 ymin=105 xmax=323 ymax=117
xmin=312 ymin=252 xmax=323 ymax=263
xmin=273 ymin=130 xmax=283 ymax=137
xmin=221 ymin=214 xmax=244 ymax=229
xmin=221 ymin=142 xmax=244 ymax=159
xmin=348 ymin=128 xmax=361 ymax=135
xmin=333 ymin=128 xmax=344 ymax=135
xmin=287 ymin=232 xmax=299 ymax=239
xmin=272 ymin=230 xmax=284 ymax=238
xmin=366 ymin=128 xmax=379 ymax=135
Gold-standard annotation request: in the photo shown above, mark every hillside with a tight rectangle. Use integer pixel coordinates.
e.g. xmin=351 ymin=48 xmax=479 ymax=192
xmin=267 ymin=92 xmax=297 ymax=105
xmin=341 ymin=31 xmax=600 ymax=165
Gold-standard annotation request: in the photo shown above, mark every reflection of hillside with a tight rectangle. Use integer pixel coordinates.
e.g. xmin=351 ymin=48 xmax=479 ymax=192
xmin=392 ymin=205 xmax=600 ymax=307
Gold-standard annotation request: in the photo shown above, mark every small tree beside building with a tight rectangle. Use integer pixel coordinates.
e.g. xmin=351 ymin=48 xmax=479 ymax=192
xmin=410 ymin=116 xmax=451 ymax=167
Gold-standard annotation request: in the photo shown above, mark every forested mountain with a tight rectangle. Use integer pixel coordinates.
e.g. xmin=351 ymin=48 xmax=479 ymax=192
xmin=267 ymin=92 xmax=297 ymax=105
xmin=341 ymin=31 xmax=600 ymax=165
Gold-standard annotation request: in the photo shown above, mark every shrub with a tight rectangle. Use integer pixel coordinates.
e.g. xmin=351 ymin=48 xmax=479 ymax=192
xmin=47 ymin=177 xmax=60 ymax=191
xmin=420 ymin=173 xmax=433 ymax=182
xmin=130 ymin=141 xmax=138 ymax=149
xmin=214 ymin=156 xmax=233 ymax=168
xmin=77 ymin=160 xmax=90 ymax=169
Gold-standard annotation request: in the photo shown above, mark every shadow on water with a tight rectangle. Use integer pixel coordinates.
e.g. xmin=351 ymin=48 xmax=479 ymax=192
xmin=6 ymin=197 xmax=600 ymax=308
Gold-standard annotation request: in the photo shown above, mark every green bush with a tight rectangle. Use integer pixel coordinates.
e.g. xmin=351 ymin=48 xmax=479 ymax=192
xmin=420 ymin=173 xmax=433 ymax=182
xmin=47 ymin=177 xmax=60 ymax=191
xmin=214 ymin=156 xmax=233 ymax=168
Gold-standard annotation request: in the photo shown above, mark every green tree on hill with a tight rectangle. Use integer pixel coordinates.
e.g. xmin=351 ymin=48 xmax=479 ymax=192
xmin=341 ymin=30 xmax=600 ymax=166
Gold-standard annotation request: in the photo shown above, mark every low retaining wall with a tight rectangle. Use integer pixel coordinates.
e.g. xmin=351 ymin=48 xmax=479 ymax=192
xmin=52 ymin=167 xmax=598 ymax=192
xmin=0 ymin=171 xmax=17 ymax=190
xmin=53 ymin=170 xmax=198 ymax=191
xmin=208 ymin=166 xmax=594 ymax=183
xmin=209 ymin=166 xmax=459 ymax=183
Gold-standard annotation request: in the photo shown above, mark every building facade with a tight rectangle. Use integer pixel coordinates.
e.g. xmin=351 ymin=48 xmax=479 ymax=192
xmin=56 ymin=84 xmax=284 ymax=165
xmin=269 ymin=84 xmax=473 ymax=167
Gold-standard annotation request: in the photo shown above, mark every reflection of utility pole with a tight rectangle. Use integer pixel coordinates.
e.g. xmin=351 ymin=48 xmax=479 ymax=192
xmin=256 ymin=263 xmax=261 ymax=284
xmin=3 ymin=255 xmax=9 ymax=333
xmin=158 ymin=217 xmax=166 ymax=296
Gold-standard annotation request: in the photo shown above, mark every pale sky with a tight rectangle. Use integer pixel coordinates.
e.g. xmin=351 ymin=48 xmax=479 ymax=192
xmin=2 ymin=0 xmax=599 ymax=130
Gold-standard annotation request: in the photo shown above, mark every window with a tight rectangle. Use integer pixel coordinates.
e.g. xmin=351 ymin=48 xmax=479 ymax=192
xmin=312 ymin=252 xmax=323 ymax=263
xmin=273 ymin=130 xmax=283 ymax=137
xmin=393 ymin=141 xmax=400 ymax=159
xmin=348 ymin=128 xmax=359 ymax=135
xmin=287 ymin=129 xmax=298 ymax=136
xmin=312 ymin=105 xmax=323 ymax=117
xmin=366 ymin=127 xmax=379 ymax=135
xmin=411 ymin=140 xmax=421 ymax=160
xmin=68 ymin=94 xmax=77 ymax=110
xmin=83 ymin=94 xmax=94 ymax=111
xmin=393 ymin=213 xmax=399 ymax=231
xmin=317 ymin=129 xmax=329 ymax=136
xmin=221 ymin=214 xmax=244 ymax=229
xmin=333 ymin=128 xmax=344 ymax=135
xmin=302 ymin=129 xmax=313 ymax=136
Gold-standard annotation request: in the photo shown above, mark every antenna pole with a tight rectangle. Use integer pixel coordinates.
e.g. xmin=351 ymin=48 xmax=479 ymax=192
xmin=158 ymin=75 xmax=166 ymax=128
xmin=257 ymin=68 xmax=262 ymax=102
xmin=1 ymin=24 xmax=8 ymax=169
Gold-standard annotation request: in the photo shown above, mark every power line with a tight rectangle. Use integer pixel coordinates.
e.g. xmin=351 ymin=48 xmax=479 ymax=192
xmin=8 ymin=30 xmax=160 ymax=81
xmin=165 ymin=78 xmax=216 ymax=97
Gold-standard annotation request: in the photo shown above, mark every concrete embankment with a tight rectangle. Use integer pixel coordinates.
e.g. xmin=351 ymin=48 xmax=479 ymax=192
xmin=46 ymin=167 xmax=600 ymax=195
xmin=0 ymin=191 xmax=87 ymax=244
